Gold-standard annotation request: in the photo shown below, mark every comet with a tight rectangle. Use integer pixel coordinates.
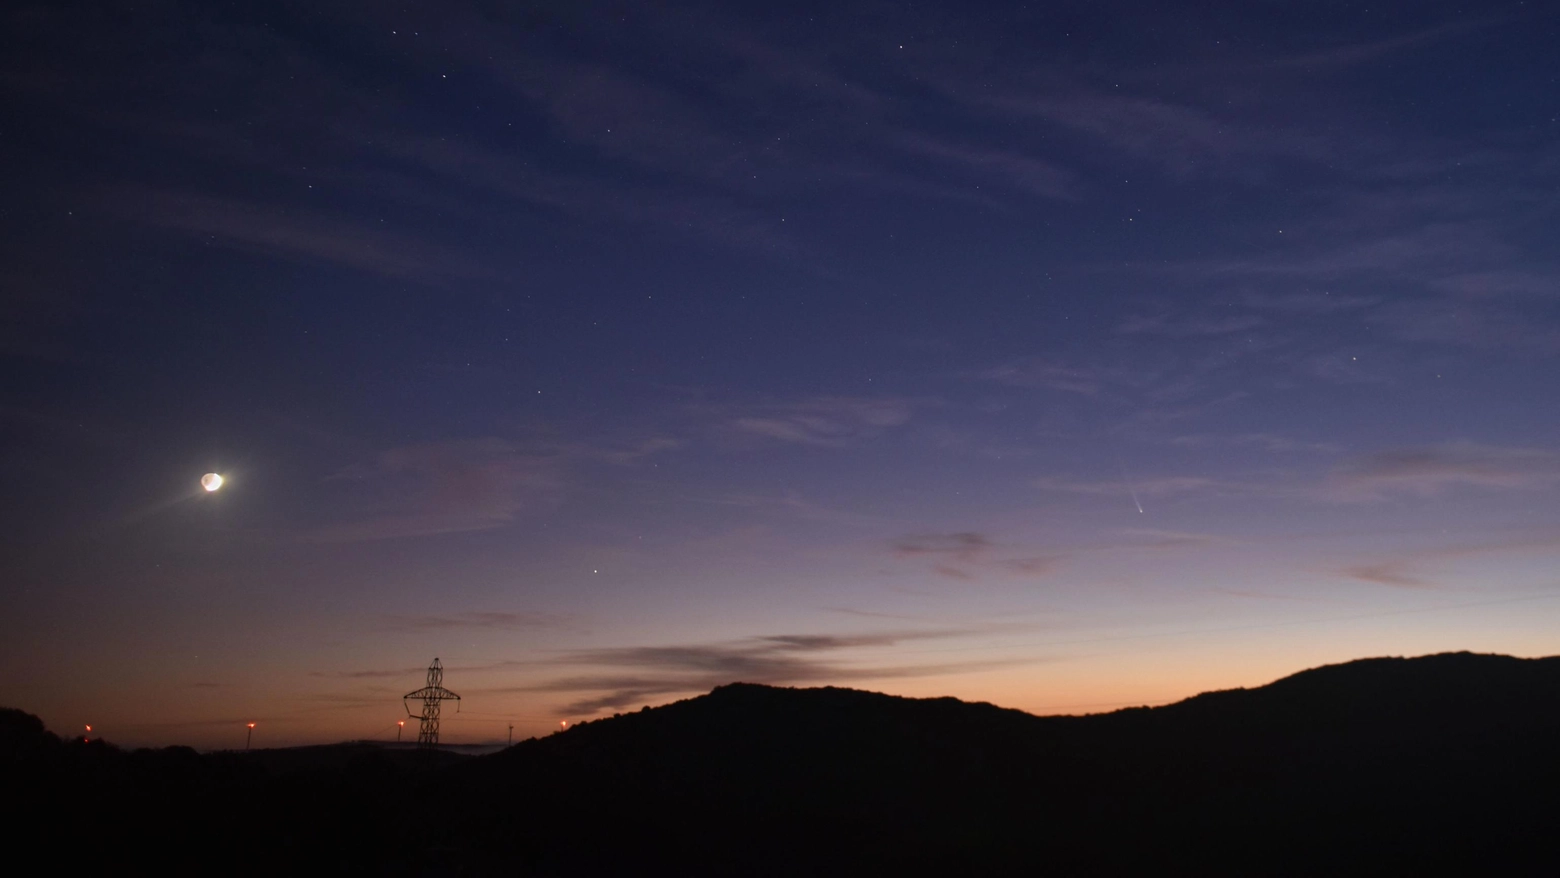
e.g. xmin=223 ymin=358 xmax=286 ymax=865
xmin=1117 ymin=460 xmax=1144 ymax=514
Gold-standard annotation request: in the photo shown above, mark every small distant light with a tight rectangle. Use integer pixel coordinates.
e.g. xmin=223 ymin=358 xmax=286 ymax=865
xmin=85 ymin=725 xmax=92 ymax=732
xmin=248 ymin=722 xmax=256 ymax=728
xmin=201 ymin=473 xmax=224 ymax=492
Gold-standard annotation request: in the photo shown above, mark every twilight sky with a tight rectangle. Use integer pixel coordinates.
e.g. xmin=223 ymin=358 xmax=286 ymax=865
xmin=4 ymin=0 xmax=1560 ymax=749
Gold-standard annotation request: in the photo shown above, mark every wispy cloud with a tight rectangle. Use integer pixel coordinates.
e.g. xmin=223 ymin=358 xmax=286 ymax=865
xmin=755 ymin=632 xmax=947 ymax=651
xmin=311 ymin=438 xmax=565 ymax=542
xmin=1240 ymin=291 xmax=1379 ymax=314
xmin=980 ymin=91 xmax=1331 ymax=177
xmin=891 ymin=531 xmax=1062 ymax=581
xmin=1375 ymin=296 xmax=1560 ymax=356
xmin=1428 ymin=270 xmax=1560 ymax=300
xmin=525 ymin=627 xmax=1025 ymax=715
xmin=494 ymin=59 xmax=745 ymax=183
xmin=1035 ymin=474 xmax=1240 ymax=498
xmin=1331 ymin=530 xmax=1560 ymax=592
xmin=725 ymin=396 xmax=917 ymax=447
xmin=1115 ymin=528 xmax=1230 ymax=550
xmin=310 ymin=433 xmax=678 ymax=542
xmin=1170 ymin=433 xmax=1341 ymax=454
xmin=1325 ymin=443 xmax=1560 ymax=501
xmin=310 ymin=667 xmax=425 ymax=680
xmin=381 ymin=135 xmax=795 ymax=254
xmin=109 ymin=188 xmax=495 ymax=284
xmin=1338 ymin=562 xmax=1434 ymax=589
xmin=893 ymin=136 xmax=1079 ymax=201
xmin=1037 ymin=443 xmax=1560 ymax=506
xmin=892 ymin=532 xmax=991 ymax=562
xmin=981 ymin=358 xmax=1105 ymax=394
xmin=1260 ymin=17 xmax=1505 ymax=71
xmin=1160 ymin=216 xmax=1560 ymax=358
xmin=378 ymin=612 xmax=574 ymax=632
xmin=693 ymin=490 xmax=886 ymax=528
xmin=996 ymin=556 xmax=1064 ymax=576
xmin=1118 ymin=314 xmax=1266 ymax=337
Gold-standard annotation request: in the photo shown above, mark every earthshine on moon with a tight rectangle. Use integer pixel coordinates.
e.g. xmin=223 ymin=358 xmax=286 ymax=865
xmin=201 ymin=473 xmax=224 ymax=492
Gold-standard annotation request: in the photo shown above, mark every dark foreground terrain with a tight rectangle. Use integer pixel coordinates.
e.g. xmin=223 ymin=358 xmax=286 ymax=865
xmin=8 ymin=651 xmax=1560 ymax=874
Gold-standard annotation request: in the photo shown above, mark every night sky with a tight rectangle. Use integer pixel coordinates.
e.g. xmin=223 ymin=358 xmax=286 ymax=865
xmin=5 ymin=1 xmax=1560 ymax=749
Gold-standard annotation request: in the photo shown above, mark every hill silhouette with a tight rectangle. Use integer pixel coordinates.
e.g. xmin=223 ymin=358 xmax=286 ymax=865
xmin=8 ymin=652 xmax=1560 ymax=874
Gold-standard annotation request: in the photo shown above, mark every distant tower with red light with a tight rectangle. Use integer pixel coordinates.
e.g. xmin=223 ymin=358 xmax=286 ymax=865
xmin=403 ymin=658 xmax=460 ymax=748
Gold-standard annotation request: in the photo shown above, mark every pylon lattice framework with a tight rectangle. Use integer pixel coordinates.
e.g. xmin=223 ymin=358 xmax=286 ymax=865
xmin=403 ymin=657 xmax=460 ymax=748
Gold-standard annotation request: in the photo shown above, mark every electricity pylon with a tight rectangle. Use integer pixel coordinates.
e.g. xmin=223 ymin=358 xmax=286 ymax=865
xmin=403 ymin=657 xmax=460 ymax=748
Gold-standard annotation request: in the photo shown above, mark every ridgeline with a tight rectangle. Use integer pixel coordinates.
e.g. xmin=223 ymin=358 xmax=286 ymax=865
xmin=8 ymin=651 xmax=1560 ymax=874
